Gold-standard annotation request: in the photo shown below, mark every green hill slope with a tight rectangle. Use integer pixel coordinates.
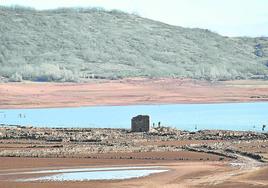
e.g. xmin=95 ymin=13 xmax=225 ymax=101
xmin=0 ymin=6 xmax=268 ymax=82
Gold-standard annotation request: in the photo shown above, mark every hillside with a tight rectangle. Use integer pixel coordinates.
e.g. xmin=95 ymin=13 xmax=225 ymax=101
xmin=0 ymin=6 xmax=268 ymax=82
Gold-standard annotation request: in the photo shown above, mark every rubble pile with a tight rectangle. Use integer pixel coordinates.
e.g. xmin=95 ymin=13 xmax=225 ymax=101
xmin=0 ymin=125 xmax=267 ymax=159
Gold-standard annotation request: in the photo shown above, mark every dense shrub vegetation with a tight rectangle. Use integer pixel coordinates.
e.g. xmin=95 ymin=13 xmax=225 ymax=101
xmin=0 ymin=6 xmax=268 ymax=82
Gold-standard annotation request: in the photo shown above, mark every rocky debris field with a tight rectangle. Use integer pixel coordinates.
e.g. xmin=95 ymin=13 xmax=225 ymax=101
xmin=0 ymin=125 xmax=267 ymax=162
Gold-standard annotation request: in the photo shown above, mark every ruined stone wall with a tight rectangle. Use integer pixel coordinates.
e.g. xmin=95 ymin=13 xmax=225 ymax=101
xmin=131 ymin=115 xmax=150 ymax=132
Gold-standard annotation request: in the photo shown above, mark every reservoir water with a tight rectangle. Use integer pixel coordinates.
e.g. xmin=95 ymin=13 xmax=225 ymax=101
xmin=0 ymin=102 xmax=268 ymax=131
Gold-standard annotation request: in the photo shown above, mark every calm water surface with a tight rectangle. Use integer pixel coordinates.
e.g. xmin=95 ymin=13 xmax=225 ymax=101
xmin=15 ymin=166 xmax=167 ymax=182
xmin=23 ymin=169 xmax=167 ymax=181
xmin=0 ymin=102 xmax=268 ymax=131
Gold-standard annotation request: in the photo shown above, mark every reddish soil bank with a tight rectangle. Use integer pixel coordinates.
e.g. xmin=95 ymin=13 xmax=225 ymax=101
xmin=1 ymin=78 xmax=268 ymax=109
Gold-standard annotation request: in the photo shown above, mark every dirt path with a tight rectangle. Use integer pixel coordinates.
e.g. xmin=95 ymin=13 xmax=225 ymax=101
xmin=190 ymin=153 xmax=268 ymax=188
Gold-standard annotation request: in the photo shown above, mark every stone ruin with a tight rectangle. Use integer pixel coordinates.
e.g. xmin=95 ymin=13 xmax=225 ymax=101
xmin=131 ymin=115 xmax=150 ymax=132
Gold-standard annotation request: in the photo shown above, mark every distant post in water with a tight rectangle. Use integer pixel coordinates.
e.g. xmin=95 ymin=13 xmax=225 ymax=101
xmin=262 ymin=125 xmax=266 ymax=131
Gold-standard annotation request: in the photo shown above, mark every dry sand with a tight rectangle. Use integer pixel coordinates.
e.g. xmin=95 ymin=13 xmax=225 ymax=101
xmin=1 ymin=78 xmax=268 ymax=109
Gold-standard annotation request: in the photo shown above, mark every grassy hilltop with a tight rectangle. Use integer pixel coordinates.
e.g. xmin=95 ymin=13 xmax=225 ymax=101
xmin=0 ymin=6 xmax=268 ymax=82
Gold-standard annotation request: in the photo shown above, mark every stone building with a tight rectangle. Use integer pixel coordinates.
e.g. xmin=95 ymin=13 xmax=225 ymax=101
xmin=131 ymin=115 xmax=150 ymax=132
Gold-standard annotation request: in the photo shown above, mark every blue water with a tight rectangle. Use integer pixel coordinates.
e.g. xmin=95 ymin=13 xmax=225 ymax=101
xmin=17 ymin=167 xmax=168 ymax=182
xmin=0 ymin=102 xmax=268 ymax=131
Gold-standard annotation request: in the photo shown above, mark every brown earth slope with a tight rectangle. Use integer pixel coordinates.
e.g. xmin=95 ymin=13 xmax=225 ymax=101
xmin=1 ymin=78 xmax=268 ymax=109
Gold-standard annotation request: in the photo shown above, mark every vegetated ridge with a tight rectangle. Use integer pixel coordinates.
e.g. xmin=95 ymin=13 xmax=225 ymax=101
xmin=0 ymin=6 xmax=268 ymax=82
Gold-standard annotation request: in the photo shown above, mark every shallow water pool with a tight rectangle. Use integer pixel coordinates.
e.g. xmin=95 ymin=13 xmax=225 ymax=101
xmin=16 ymin=166 xmax=168 ymax=182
